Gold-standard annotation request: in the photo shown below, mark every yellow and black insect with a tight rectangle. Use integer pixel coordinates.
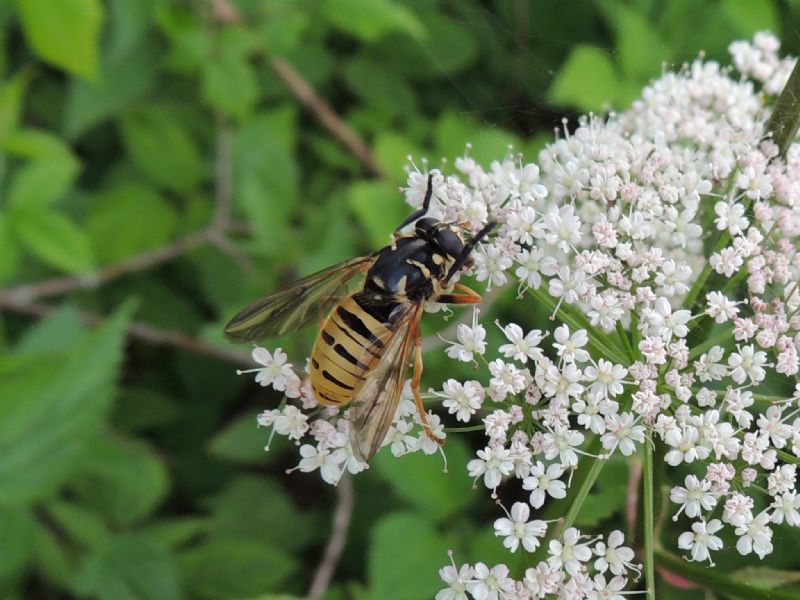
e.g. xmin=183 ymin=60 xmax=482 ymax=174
xmin=224 ymin=175 xmax=495 ymax=461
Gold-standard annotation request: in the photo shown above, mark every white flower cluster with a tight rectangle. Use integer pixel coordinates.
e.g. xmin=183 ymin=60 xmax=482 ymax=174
xmin=437 ymin=527 xmax=640 ymax=600
xmin=239 ymin=32 xmax=800 ymax=593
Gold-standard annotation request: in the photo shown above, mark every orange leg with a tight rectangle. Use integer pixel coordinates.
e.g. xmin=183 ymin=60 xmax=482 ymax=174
xmin=411 ymin=323 xmax=443 ymax=445
xmin=436 ymin=282 xmax=482 ymax=305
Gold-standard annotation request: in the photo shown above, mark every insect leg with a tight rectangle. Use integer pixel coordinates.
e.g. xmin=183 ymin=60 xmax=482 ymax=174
xmin=411 ymin=322 xmax=442 ymax=445
xmin=395 ymin=173 xmax=433 ymax=232
xmin=436 ymin=283 xmax=482 ymax=304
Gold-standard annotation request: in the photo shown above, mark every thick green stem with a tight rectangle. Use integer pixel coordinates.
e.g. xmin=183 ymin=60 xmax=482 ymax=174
xmin=560 ymin=456 xmax=606 ymax=533
xmin=764 ymin=58 xmax=800 ymax=159
xmin=643 ymin=440 xmax=655 ymax=600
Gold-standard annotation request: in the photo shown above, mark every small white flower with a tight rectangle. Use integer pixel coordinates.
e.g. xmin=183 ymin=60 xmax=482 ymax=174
xmin=522 ymin=461 xmax=567 ymax=508
xmin=593 ymin=530 xmax=636 ymax=576
xmin=436 ymin=379 xmax=485 ymax=422
xmin=670 ymin=475 xmax=717 ymax=519
xmin=498 ymin=322 xmax=544 ymax=363
xmin=728 ymin=344 xmax=768 ymax=384
xmin=468 ymin=445 xmax=514 ymax=491
xmin=239 ymin=347 xmax=301 ymax=396
xmin=553 ymin=325 xmax=590 ymax=363
xmin=677 ymin=519 xmax=724 ymax=565
xmin=445 ymin=310 xmax=487 ymax=362
xmin=548 ymin=527 xmax=592 ymax=577
xmin=493 ymin=502 xmax=547 ymax=553
xmin=467 ymin=563 xmax=515 ymax=600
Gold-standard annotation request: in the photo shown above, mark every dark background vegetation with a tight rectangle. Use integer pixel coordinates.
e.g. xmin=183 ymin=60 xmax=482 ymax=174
xmin=1 ymin=0 xmax=799 ymax=598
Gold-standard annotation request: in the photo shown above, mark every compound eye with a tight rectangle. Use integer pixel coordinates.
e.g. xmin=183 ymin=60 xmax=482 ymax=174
xmin=435 ymin=228 xmax=464 ymax=257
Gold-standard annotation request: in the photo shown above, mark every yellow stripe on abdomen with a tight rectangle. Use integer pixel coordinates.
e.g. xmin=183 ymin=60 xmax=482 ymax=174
xmin=309 ymin=296 xmax=389 ymax=406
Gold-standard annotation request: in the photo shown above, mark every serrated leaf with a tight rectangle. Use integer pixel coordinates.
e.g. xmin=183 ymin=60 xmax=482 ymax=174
xmin=14 ymin=0 xmax=104 ymax=79
xmin=180 ymin=538 xmax=297 ymax=599
xmin=548 ymin=45 xmax=621 ymax=113
xmin=372 ymin=437 xmax=475 ymax=522
xmin=77 ymin=534 xmax=179 ymax=600
xmin=119 ymin=108 xmax=204 ymax=192
xmin=0 ymin=304 xmax=133 ymax=505
xmin=13 ymin=208 xmax=94 ymax=273
xmin=7 ymin=154 xmax=80 ymax=209
xmin=86 ymin=181 xmax=177 ymax=264
xmin=323 ymin=0 xmax=424 ymax=42
xmin=346 ymin=181 xmax=407 ymax=248
xmin=69 ymin=433 xmax=169 ymax=526
xmin=369 ymin=513 xmax=449 ymax=600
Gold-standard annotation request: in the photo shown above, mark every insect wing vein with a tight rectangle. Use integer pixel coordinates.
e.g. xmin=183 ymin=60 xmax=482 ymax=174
xmin=347 ymin=302 xmax=423 ymax=462
xmin=223 ymin=255 xmax=374 ymax=342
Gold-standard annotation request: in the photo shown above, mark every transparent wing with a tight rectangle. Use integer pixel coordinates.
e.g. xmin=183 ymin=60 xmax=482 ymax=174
xmin=348 ymin=302 xmax=424 ymax=462
xmin=224 ymin=255 xmax=374 ymax=342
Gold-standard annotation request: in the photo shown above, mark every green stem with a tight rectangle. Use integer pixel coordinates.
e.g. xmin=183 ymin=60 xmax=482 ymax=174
xmin=764 ymin=58 xmax=800 ymax=159
xmin=560 ymin=456 xmax=606 ymax=533
xmin=616 ymin=320 xmax=636 ymax=362
xmin=643 ymin=439 xmax=655 ymax=600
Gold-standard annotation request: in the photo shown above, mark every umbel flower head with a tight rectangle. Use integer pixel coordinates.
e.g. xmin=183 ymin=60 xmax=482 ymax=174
xmin=239 ymin=32 xmax=800 ymax=597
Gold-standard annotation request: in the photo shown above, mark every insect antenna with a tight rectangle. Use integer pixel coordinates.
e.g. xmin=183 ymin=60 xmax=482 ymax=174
xmin=395 ymin=173 xmax=434 ymax=232
xmin=444 ymin=221 xmax=497 ymax=283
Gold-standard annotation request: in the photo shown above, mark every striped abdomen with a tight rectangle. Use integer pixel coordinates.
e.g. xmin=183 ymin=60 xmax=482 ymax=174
xmin=309 ymin=293 xmax=396 ymax=406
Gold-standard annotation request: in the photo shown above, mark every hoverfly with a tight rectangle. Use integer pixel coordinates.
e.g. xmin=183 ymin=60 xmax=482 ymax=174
xmin=225 ymin=175 xmax=496 ymax=462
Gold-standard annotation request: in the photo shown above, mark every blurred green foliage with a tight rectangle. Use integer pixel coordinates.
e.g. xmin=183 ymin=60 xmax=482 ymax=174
xmin=1 ymin=0 xmax=799 ymax=598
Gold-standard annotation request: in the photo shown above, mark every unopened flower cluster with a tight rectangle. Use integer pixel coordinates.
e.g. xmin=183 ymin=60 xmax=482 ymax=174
xmin=239 ymin=32 xmax=800 ymax=594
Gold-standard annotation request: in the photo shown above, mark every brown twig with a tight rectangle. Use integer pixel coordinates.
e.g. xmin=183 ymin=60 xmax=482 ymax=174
xmin=271 ymin=58 xmax=385 ymax=179
xmin=0 ymin=297 xmax=251 ymax=364
xmin=307 ymin=473 xmax=354 ymax=600
xmin=0 ymin=231 xmax=212 ymax=304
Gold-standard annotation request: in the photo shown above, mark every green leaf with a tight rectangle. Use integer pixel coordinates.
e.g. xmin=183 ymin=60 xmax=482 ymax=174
xmin=0 ymin=69 xmax=32 ymax=139
xmin=119 ymin=108 xmax=204 ymax=192
xmin=0 ymin=304 xmax=133 ymax=505
xmin=208 ymin=412 xmax=270 ymax=464
xmin=2 ymin=128 xmax=77 ymax=160
xmin=372 ymin=437 xmax=475 ymax=522
xmin=16 ymin=304 xmax=84 ymax=355
xmin=63 ymin=38 xmax=159 ymax=138
xmin=69 ymin=433 xmax=169 ymax=526
xmin=606 ymin=4 xmax=666 ymax=80
xmin=548 ymin=45 xmax=621 ymax=113
xmin=720 ymin=0 xmax=778 ymax=37
xmin=233 ymin=110 xmax=299 ymax=250
xmin=344 ymin=56 xmax=416 ymax=116
xmin=346 ymin=180 xmax=407 ymax=248
xmin=14 ymin=0 xmax=104 ymax=79
xmin=142 ymin=517 xmax=208 ymax=549
xmin=13 ymin=208 xmax=94 ymax=273
xmin=7 ymin=154 xmax=80 ymax=209
xmin=46 ymin=499 xmax=109 ymax=550
xmin=322 ymin=0 xmax=425 ymax=42
xmin=732 ymin=566 xmax=800 ymax=589
xmin=180 ymin=539 xmax=297 ymax=599
xmin=77 ymin=534 xmax=180 ymax=600
xmin=204 ymin=476 xmax=314 ymax=552
xmin=369 ymin=513 xmax=449 ymax=600
xmin=86 ymin=181 xmax=178 ymax=264
xmin=0 ymin=507 xmax=36 ymax=587
xmin=373 ymin=131 xmax=424 ymax=183
xmin=202 ymin=55 xmax=258 ymax=120
xmin=0 ymin=212 xmax=19 ymax=283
